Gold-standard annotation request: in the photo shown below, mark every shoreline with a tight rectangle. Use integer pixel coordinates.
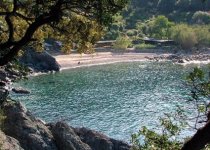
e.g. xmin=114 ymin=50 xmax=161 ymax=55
xmin=54 ymin=52 xmax=166 ymax=70
xmin=53 ymin=52 xmax=210 ymax=71
xmin=59 ymin=59 xmax=149 ymax=70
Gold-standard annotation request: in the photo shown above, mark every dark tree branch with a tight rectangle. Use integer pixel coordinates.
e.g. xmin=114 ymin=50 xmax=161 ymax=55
xmin=15 ymin=12 xmax=34 ymax=21
xmin=0 ymin=0 xmax=63 ymax=65
xmin=5 ymin=15 xmax=14 ymax=42
xmin=12 ymin=0 xmax=18 ymax=13
xmin=0 ymin=12 xmax=9 ymax=16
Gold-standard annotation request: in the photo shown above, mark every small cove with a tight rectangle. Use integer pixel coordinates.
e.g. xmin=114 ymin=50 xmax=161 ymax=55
xmin=10 ymin=61 xmax=207 ymax=142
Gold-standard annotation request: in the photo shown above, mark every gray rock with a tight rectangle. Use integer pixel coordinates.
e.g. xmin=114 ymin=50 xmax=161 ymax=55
xmin=2 ymin=101 xmax=58 ymax=150
xmin=20 ymin=48 xmax=60 ymax=72
xmin=0 ymin=88 xmax=8 ymax=104
xmin=167 ymin=54 xmax=181 ymax=60
xmin=50 ymin=122 xmax=91 ymax=150
xmin=74 ymin=127 xmax=131 ymax=150
xmin=0 ymin=80 xmax=7 ymax=86
xmin=0 ymin=130 xmax=24 ymax=150
xmin=177 ymin=59 xmax=185 ymax=63
xmin=12 ymin=88 xmax=30 ymax=94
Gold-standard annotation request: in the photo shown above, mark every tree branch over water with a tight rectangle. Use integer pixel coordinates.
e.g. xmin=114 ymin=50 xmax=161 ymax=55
xmin=0 ymin=0 xmax=128 ymax=66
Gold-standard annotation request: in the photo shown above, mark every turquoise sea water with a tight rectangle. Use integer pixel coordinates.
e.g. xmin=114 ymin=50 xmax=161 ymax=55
xmin=11 ymin=61 xmax=206 ymax=142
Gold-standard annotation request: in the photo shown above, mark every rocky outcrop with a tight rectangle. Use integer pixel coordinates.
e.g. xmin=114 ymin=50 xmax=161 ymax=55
xmin=2 ymin=101 xmax=58 ymax=150
xmin=148 ymin=54 xmax=210 ymax=64
xmin=49 ymin=122 xmax=92 ymax=150
xmin=0 ymin=64 xmax=31 ymax=104
xmin=0 ymin=130 xmax=24 ymax=150
xmin=12 ymin=87 xmax=31 ymax=94
xmin=20 ymin=48 xmax=60 ymax=72
xmin=0 ymin=101 xmax=131 ymax=150
xmin=74 ymin=127 xmax=131 ymax=150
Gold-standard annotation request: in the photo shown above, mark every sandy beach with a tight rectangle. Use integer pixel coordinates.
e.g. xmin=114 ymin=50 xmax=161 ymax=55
xmin=54 ymin=52 xmax=167 ymax=70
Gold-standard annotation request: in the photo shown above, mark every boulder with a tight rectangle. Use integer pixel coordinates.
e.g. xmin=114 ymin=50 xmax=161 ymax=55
xmin=1 ymin=100 xmax=131 ymax=150
xmin=74 ymin=127 xmax=131 ymax=150
xmin=0 ymin=130 xmax=24 ymax=150
xmin=12 ymin=88 xmax=31 ymax=94
xmin=2 ymin=101 xmax=58 ymax=150
xmin=20 ymin=48 xmax=60 ymax=72
xmin=177 ymin=59 xmax=185 ymax=63
xmin=49 ymin=122 xmax=91 ymax=150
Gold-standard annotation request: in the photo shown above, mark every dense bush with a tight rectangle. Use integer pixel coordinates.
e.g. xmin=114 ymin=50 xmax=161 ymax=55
xmin=126 ymin=30 xmax=137 ymax=37
xmin=131 ymin=116 xmax=182 ymax=150
xmin=123 ymin=0 xmax=210 ymax=28
xmin=135 ymin=16 xmax=174 ymax=39
xmin=193 ymin=26 xmax=210 ymax=47
xmin=113 ymin=35 xmax=132 ymax=50
xmin=170 ymin=24 xmax=197 ymax=50
xmin=103 ymin=14 xmax=126 ymax=40
xmin=169 ymin=24 xmax=210 ymax=49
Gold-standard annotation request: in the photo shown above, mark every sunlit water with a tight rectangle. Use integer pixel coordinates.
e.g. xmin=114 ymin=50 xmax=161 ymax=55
xmin=10 ymin=61 xmax=207 ymax=142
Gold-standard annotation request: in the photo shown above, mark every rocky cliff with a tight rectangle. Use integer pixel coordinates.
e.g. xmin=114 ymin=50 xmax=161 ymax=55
xmin=0 ymin=100 xmax=131 ymax=150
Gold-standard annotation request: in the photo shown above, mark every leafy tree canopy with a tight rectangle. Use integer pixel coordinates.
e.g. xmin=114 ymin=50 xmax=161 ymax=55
xmin=0 ymin=0 xmax=128 ymax=65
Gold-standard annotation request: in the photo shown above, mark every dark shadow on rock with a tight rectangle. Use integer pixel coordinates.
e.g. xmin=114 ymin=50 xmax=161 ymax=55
xmin=19 ymin=48 xmax=60 ymax=72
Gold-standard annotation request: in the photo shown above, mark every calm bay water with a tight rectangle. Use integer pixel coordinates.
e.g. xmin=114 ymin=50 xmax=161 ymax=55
xmin=11 ymin=62 xmax=206 ymax=141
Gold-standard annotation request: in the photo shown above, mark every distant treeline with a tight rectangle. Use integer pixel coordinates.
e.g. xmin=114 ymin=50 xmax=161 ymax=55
xmin=123 ymin=0 xmax=210 ymax=28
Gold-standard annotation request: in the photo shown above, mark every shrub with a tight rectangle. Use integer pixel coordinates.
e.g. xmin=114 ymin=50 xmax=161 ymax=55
xmin=192 ymin=11 xmax=210 ymax=25
xmin=126 ymin=30 xmax=137 ymax=37
xmin=131 ymin=116 xmax=182 ymax=150
xmin=170 ymin=24 xmax=197 ymax=50
xmin=113 ymin=35 xmax=132 ymax=50
xmin=143 ymin=16 xmax=175 ymax=39
xmin=193 ymin=26 xmax=210 ymax=47
xmin=103 ymin=30 xmax=121 ymax=40
xmin=134 ymin=43 xmax=155 ymax=49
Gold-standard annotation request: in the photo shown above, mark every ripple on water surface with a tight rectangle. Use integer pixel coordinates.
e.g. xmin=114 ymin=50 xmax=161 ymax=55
xmin=11 ymin=61 xmax=205 ymax=141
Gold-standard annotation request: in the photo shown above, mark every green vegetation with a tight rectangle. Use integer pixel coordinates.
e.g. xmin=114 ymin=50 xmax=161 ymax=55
xmin=125 ymin=0 xmax=210 ymax=27
xmin=134 ymin=43 xmax=155 ymax=50
xmin=169 ymin=24 xmax=210 ymax=49
xmin=169 ymin=24 xmax=198 ymax=50
xmin=104 ymin=0 xmax=210 ymax=51
xmin=194 ymin=26 xmax=210 ymax=47
xmin=113 ymin=35 xmax=132 ymax=50
xmin=140 ymin=15 xmax=174 ymax=39
xmin=131 ymin=117 xmax=182 ymax=150
xmin=1 ymin=1 xmax=210 ymax=149
xmin=108 ymin=14 xmax=210 ymax=51
xmin=0 ymin=0 xmax=128 ymax=66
